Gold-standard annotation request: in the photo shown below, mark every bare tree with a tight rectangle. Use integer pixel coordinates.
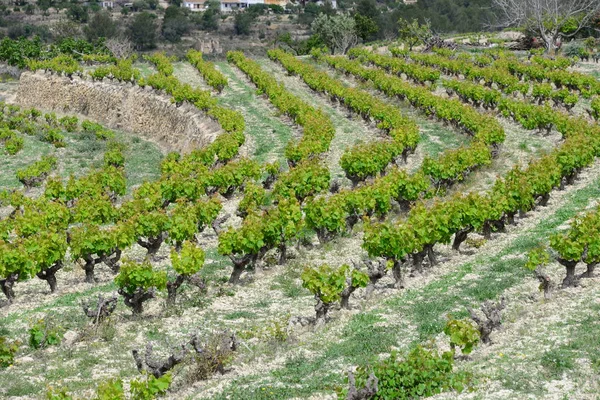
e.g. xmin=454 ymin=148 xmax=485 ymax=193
xmin=493 ymin=0 xmax=600 ymax=53
xmin=105 ymin=37 xmax=135 ymax=60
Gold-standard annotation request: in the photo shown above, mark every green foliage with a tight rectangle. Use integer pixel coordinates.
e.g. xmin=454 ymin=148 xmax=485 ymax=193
xmin=130 ymin=373 xmax=171 ymax=399
xmin=525 ymin=246 xmax=550 ymax=271
xmin=171 ymin=241 xmax=205 ymax=276
xmin=128 ymin=12 xmax=158 ymax=50
xmin=28 ymin=318 xmax=61 ymax=349
xmin=301 ymin=264 xmax=368 ymax=305
xmin=273 ymin=159 xmax=330 ymax=202
xmin=115 ymin=259 xmax=167 ymax=295
xmin=443 ymin=317 xmax=480 ymax=355
xmin=95 ymin=378 xmax=125 ymax=400
xmin=16 ymin=155 xmax=57 ymax=188
xmin=0 ymin=336 xmax=19 ymax=368
xmin=187 ymin=49 xmax=228 ymax=92
xmin=228 ymin=50 xmax=334 ymax=163
xmin=311 ymin=13 xmax=358 ymax=54
xmin=346 ymin=345 xmax=470 ymax=399
xmin=59 ymin=116 xmax=79 ymax=132
xmin=397 ymin=18 xmax=431 ymax=50
xmin=144 ymin=52 xmax=176 ymax=76
xmin=28 ymin=54 xmax=82 ymax=76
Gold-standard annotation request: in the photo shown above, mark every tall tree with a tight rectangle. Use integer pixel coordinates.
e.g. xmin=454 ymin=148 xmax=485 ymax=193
xmin=128 ymin=12 xmax=158 ymax=50
xmin=493 ymin=0 xmax=600 ymax=53
xmin=311 ymin=13 xmax=358 ymax=54
xmin=84 ymin=11 xmax=117 ymax=42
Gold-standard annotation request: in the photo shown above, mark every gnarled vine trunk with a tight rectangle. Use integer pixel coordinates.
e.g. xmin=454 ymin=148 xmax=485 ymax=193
xmin=0 ymin=273 xmax=19 ymax=303
xmin=36 ymin=261 xmax=63 ymax=293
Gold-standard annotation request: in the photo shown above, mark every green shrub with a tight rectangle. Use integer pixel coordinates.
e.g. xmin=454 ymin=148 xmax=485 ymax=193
xmin=0 ymin=336 xmax=20 ymax=368
xmin=345 ymin=345 xmax=471 ymax=399
xmin=444 ymin=317 xmax=480 ymax=356
xmin=29 ymin=318 xmax=62 ymax=349
xmin=4 ymin=135 xmax=24 ymax=154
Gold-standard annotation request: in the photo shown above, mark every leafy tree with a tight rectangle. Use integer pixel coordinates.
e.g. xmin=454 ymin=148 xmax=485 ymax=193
xmin=234 ymin=11 xmax=256 ymax=35
xmin=66 ymin=3 xmax=88 ymax=23
xmin=311 ymin=13 xmax=358 ymax=54
xmin=84 ymin=11 xmax=117 ymax=42
xmin=162 ymin=5 xmax=191 ymax=42
xmin=37 ymin=0 xmax=54 ymax=12
xmin=128 ymin=12 xmax=158 ymax=50
xmin=397 ymin=17 xmax=431 ymax=50
xmin=354 ymin=14 xmax=379 ymax=41
xmin=197 ymin=0 xmax=220 ymax=31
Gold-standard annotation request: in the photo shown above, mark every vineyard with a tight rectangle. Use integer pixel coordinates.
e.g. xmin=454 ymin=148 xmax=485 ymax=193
xmin=1 ymin=39 xmax=600 ymax=400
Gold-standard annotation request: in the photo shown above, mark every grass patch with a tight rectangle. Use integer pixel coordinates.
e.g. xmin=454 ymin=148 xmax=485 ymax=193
xmin=215 ymin=61 xmax=293 ymax=165
xmin=224 ymin=310 xmax=257 ymax=320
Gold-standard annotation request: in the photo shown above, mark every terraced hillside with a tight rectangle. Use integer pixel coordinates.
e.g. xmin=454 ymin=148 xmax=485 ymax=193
xmin=1 ymin=45 xmax=600 ymax=400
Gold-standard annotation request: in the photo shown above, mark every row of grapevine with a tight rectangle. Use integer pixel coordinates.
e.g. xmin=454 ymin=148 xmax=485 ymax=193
xmin=317 ymin=53 xmax=504 ymax=187
xmin=267 ymin=48 xmax=421 ymax=182
xmin=0 ymin=126 xmax=23 ymax=155
xmin=27 ymin=54 xmax=82 ymax=77
xmin=89 ymin=57 xmax=141 ymax=82
xmin=36 ymin=53 xmax=246 ymax=165
xmin=382 ymin=50 xmax=589 ymax=139
xmin=226 ymin=51 xmax=335 ymax=165
xmin=15 ymin=155 xmax=57 ymax=189
xmin=401 ymin=50 xmax=581 ymax=109
xmin=442 ymin=78 xmax=589 ymax=138
xmin=360 ymin=95 xmax=600 ymax=291
xmin=363 ymin=122 xmax=599 ymax=287
xmin=541 ymin=206 xmax=600 ymax=287
xmin=403 ymin=48 xmax=596 ymax=100
xmin=348 ymin=48 xmax=440 ymax=84
xmin=143 ymin=52 xmax=176 ymax=76
xmin=187 ymin=50 xmax=228 ymax=93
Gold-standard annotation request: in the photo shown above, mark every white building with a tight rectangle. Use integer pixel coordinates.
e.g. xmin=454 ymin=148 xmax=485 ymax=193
xmin=182 ymin=0 xmax=207 ymax=11
xmin=182 ymin=0 xmax=287 ymax=12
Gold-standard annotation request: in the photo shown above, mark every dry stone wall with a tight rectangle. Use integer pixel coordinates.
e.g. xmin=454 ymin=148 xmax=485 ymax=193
xmin=15 ymin=71 xmax=222 ymax=153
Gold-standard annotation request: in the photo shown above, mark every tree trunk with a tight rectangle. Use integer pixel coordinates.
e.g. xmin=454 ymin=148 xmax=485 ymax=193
xmin=340 ymin=278 xmax=357 ymax=310
xmin=534 ymin=268 xmax=553 ymax=300
xmin=0 ymin=273 xmax=18 ymax=303
xmin=412 ymin=250 xmax=425 ymax=274
xmin=452 ymin=228 xmax=472 ymax=251
xmin=482 ymin=222 xmax=492 ymax=240
xmin=565 ymin=172 xmax=577 ymax=186
xmin=120 ymin=288 xmax=155 ymax=315
xmin=36 ymin=261 xmax=63 ymax=293
xmin=103 ymin=249 xmax=122 ymax=274
xmin=314 ymin=297 xmax=331 ymax=324
xmin=139 ymin=234 xmax=166 ymax=260
xmin=83 ymin=255 xmax=97 ymax=283
xmin=580 ymin=262 xmax=597 ymax=279
xmin=558 ymin=258 xmax=579 ymax=288
xmin=426 ymin=244 xmax=437 ymax=266
xmin=228 ymin=256 xmax=249 ymax=285
xmin=506 ymin=212 xmax=516 ymax=225
xmin=278 ymin=243 xmax=287 ymax=265
xmin=167 ymin=274 xmax=186 ymax=306
xmin=391 ymin=259 xmax=404 ymax=289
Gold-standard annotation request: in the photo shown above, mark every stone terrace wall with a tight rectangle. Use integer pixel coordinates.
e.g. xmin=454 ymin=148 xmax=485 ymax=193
xmin=15 ymin=71 xmax=222 ymax=153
